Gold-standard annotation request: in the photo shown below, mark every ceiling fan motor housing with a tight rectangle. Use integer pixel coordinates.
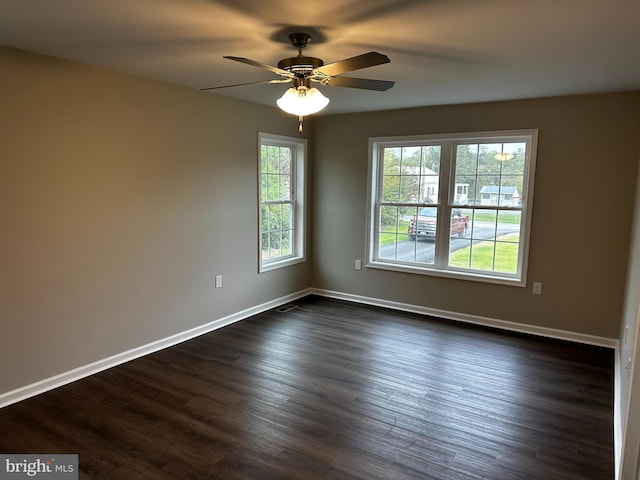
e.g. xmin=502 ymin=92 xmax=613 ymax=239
xmin=278 ymin=55 xmax=324 ymax=74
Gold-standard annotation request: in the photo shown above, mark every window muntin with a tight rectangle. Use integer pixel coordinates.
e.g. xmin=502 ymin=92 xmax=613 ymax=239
xmin=368 ymin=130 xmax=537 ymax=285
xmin=258 ymin=133 xmax=306 ymax=272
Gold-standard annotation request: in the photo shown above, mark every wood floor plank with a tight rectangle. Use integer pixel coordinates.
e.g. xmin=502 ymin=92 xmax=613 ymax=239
xmin=0 ymin=296 xmax=614 ymax=479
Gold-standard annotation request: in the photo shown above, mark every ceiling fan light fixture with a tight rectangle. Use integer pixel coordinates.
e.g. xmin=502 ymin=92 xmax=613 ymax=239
xmin=276 ymin=86 xmax=329 ymax=116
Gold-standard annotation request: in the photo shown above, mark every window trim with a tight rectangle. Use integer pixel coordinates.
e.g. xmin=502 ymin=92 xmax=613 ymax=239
xmin=366 ymin=129 xmax=538 ymax=287
xmin=258 ymin=132 xmax=307 ymax=273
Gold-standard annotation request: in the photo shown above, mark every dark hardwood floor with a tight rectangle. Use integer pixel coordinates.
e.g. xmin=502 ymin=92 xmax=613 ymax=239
xmin=0 ymin=296 xmax=614 ymax=479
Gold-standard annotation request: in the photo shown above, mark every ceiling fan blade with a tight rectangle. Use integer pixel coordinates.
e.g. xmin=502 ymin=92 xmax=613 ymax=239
xmin=201 ymin=79 xmax=291 ymax=91
xmin=314 ymin=52 xmax=390 ymax=76
xmin=224 ymin=56 xmax=293 ymax=78
xmin=321 ymin=76 xmax=395 ymax=91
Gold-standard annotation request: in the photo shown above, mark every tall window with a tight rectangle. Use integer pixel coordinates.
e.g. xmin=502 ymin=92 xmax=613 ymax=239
xmin=367 ymin=130 xmax=538 ymax=286
xmin=258 ymin=132 xmax=306 ymax=272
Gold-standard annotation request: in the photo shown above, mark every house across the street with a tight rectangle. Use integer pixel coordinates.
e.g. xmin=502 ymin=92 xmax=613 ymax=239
xmin=479 ymin=185 xmax=520 ymax=206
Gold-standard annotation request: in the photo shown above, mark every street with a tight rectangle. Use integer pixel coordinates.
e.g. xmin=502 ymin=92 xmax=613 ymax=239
xmin=379 ymin=221 xmax=520 ymax=263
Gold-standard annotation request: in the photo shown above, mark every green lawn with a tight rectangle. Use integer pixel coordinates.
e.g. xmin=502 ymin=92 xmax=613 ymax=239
xmin=449 ymin=233 xmax=519 ymax=273
xmin=379 ymin=220 xmax=410 ymax=245
xmin=379 ymin=216 xmax=521 ymax=274
xmin=471 ymin=210 xmax=521 ymax=224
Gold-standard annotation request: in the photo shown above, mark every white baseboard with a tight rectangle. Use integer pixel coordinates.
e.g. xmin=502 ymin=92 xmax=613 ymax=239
xmin=0 ymin=288 xmax=312 ymax=409
xmin=311 ymin=288 xmax=619 ymax=349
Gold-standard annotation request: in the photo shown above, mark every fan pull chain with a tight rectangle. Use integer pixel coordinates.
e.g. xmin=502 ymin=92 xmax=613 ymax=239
xmin=298 ymin=116 xmax=304 ymax=133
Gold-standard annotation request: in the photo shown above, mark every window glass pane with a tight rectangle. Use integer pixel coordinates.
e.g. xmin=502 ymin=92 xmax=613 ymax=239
xmin=455 ymin=144 xmax=479 ymax=206
xmin=282 ymin=204 xmax=292 ymax=230
xmin=404 ymin=237 xmax=435 ymax=265
xmin=499 ymin=142 xmax=526 ymax=169
xmin=422 ymin=145 xmax=441 ymax=173
xmin=261 ymin=146 xmax=292 ymax=202
xmin=449 ymin=238 xmax=472 ymax=268
xmin=279 ymin=147 xmax=292 ymax=174
xmin=449 ymin=211 xmax=521 ymax=273
xmin=261 ymin=233 xmax=270 ymax=259
xmin=470 ymin=240 xmax=495 ymax=271
xmin=497 ymin=211 xmax=521 ymax=240
xmin=448 ymin=208 xmax=471 ymax=265
xmin=379 ymin=205 xmax=400 ymax=250
xmin=260 ymin=204 xmax=269 ymax=231
xmin=267 ymin=145 xmax=280 ymax=173
xmin=261 ymin=201 xmax=292 ymax=261
xmin=269 ymin=231 xmax=282 ymax=258
xmin=278 ymin=172 xmax=291 ymax=201
xmin=382 ymin=146 xmax=441 ymax=204
xmin=378 ymin=205 xmax=399 ymax=261
xmin=478 ymin=143 xmax=503 ymax=175
xmin=402 ymin=146 xmax=422 ymax=169
xmin=454 ymin=175 xmax=475 ymax=205
xmin=281 ymin=228 xmax=292 ymax=256
xmin=407 ymin=206 xmax=438 ymax=241
xmin=500 ymin=175 xmax=522 ymax=206
xmin=399 ymin=175 xmax=421 ymax=202
xmin=456 ymin=144 xmax=478 ymax=174
xmin=421 ymin=174 xmax=439 ymax=204
xmin=494 ymin=240 xmax=519 ymax=274
xmin=470 ymin=209 xmax=497 ymax=240
xmin=260 ymin=146 xmax=268 ymax=172
xmin=379 ymin=206 xmax=435 ymax=265
xmin=476 ymin=176 xmax=501 ymax=206
xmin=450 ymin=208 xmax=470 ymax=239
xmin=381 ymin=148 xmax=401 ymax=202
xmin=382 ymin=176 xmax=400 ymax=202
xmin=455 ymin=142 xmax=528 ymax=207
xmin=260 ymin=173 xmax=269 ymax=202
xmin=421 ymin=146 xmax=441 ymax=203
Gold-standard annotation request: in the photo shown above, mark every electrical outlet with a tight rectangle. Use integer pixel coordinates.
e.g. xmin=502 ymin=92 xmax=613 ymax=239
xmin=215 ymin=275 xmax=223 ymax=288
xmin=355 ymin=259 xmax=362 ymax=270
xmin=532 ymin=282 xmax=542 ymax=295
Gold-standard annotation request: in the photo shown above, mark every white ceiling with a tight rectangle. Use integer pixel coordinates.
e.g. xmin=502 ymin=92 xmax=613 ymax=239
xmin=1 ymin=0 xmax=639 ymax=115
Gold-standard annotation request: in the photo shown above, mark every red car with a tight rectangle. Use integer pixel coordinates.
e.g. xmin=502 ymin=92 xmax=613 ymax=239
xmin=408 ymin=207 xmax=469 ymax=240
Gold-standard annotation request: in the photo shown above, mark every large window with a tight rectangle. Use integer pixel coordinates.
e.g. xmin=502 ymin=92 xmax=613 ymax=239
xmin=258 ymin=132 xmax=306 ymax=272
xmin=367 ymin=130 xmax=538 ymax=285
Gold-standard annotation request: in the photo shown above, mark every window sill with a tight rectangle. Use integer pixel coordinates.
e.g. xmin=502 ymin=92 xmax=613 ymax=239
xmin=367 ymin=259 xmax=526 ymax=287
xmin=259 ymin=255 xmax=306 ymax=273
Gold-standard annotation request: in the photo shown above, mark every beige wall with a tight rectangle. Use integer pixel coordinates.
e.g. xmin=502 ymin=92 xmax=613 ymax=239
xmin=312 ymin=93 xmax=640 ymax=339
xmin=0 ymin=46 xmax=311 ymax=394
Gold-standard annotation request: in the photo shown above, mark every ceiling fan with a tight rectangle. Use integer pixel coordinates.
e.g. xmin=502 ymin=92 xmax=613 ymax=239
xmin=201 ymin=33 xmax=395 ymax=132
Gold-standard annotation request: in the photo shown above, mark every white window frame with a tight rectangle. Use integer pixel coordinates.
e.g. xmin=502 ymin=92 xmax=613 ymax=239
xmin=258 ymin=132 xmax=307 ymax=272
xmin=366 ymin=129 xmax=538 ymax=286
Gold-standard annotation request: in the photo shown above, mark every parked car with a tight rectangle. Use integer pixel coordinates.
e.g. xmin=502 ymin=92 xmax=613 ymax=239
xmin=408 ymin=207 xmax=469 ymax=240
